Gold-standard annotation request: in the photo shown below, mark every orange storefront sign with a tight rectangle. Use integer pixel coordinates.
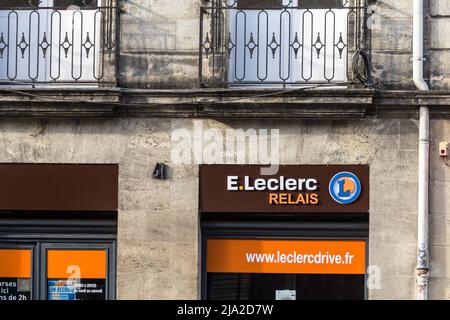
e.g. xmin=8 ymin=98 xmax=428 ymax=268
xmin=0 ymin=249 xmax=32 ymax=278
xmin=47 ymin=250 xmax=107 ymax=279
xmin=207 ymin=239 xmax=366 ymax=275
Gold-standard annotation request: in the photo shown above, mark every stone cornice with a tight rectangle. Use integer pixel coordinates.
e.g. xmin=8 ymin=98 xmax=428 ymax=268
xmin=0 ymin=87 xmax=449 ymax=119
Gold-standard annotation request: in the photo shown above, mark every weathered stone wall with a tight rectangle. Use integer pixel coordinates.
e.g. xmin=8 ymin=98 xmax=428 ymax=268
xmin=429 ymin=1 xmax=450 ymax=90
xmin=1 ymin=116 xmax=448 ymax=299
xmin=429 ymin=120 xmax=450 ymax=299
xmin=119 ymin=0 xmax=201 ymax=88
xmin=117 ymin=0 xmax=450 ymax=90
xmin=369 ymin=0 xmax=414 ymax=89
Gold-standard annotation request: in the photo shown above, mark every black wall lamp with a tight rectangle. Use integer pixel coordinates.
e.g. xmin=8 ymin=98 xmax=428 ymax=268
xmin=153 ymin=163 xmax=168 ymax=180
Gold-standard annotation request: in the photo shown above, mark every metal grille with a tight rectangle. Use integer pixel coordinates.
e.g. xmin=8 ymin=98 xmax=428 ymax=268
xmin=199 ymin=0 xmax=371 ymax=87
xmin=0 ymin=0 xmax=119 ymax=86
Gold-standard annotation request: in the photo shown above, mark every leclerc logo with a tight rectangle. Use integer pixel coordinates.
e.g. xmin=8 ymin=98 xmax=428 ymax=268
xmin=329 ymin=172 xmax=362 ymax=204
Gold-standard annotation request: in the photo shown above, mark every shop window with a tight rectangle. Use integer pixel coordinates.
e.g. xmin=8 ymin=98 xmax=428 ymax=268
xmin=237 ymin=0 xmax=283 ymax=9
xmin=0 ymin=248 xmax=33 ymax=301
xmin=207 ymin=273 xmax=365 ymax=300
xmin=0 ymin=243 xmax=115 ymax=300
xmin=205 ymin=238 xmax=366 ymax=300
xmin=201 ymin=211 xmax=369 ymax=300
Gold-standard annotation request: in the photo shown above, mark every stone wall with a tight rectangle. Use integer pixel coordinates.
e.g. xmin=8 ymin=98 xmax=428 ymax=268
xmin=117 ymin=0 xmax=450 ymax=90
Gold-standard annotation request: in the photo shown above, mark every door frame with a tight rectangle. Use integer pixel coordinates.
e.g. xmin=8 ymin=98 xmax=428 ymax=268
xmin=39 ymin=241 xmax=116 ymax=300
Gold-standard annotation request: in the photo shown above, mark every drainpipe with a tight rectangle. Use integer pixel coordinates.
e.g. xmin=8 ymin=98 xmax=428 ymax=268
xmin=413 ymin=0 xmax=430 ymax=300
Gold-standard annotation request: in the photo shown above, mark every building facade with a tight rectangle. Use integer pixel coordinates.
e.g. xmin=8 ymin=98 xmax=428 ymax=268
xmin=0 ymin=0 xmax=449 ymax=300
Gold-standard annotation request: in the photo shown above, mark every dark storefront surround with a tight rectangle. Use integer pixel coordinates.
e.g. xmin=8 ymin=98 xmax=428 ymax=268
xmin=200 ymin=165 xmax=370 ymax=300
xmin=0 ymin=164 xmax=118 ymax=301
xmin=201 ymin=213 xmax=369 ymax=239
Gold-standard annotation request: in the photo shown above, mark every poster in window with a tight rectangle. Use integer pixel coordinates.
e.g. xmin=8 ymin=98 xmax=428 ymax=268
xmin=0 ymin=249 xmax=32 ymax=301
xmin=47 ymin=250 xmax=107 ymax=301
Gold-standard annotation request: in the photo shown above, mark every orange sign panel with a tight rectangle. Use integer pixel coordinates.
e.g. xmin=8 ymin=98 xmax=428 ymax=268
xmin=207 ymin=239 xmax=366 ymax=275
xmin=0 ymin=249 xmax=32 ymax=278
xmin=47 ymin=250 xmax=107 ymax=279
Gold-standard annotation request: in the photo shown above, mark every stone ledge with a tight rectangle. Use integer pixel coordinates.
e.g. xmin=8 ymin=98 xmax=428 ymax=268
xmin=0 ymin=87 xmax=449 ymax=119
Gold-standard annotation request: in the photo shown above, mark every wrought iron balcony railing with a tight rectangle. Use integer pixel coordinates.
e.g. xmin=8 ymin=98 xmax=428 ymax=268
xmin=199 ymin=0 xmax=371 ymax=87
xmin=0 ymin=0 xmax=119 ymax=86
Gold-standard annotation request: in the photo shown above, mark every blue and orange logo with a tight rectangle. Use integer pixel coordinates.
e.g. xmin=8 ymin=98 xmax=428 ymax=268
xmin=329 ymin=172 xmax=361 ymax=204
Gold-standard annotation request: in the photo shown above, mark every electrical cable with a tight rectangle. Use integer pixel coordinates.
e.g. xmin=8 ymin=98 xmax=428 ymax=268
xmin=0 ymin=83 xmax=353 ymax=108
xmin=352 ymin=49 xmax=374 ymax=88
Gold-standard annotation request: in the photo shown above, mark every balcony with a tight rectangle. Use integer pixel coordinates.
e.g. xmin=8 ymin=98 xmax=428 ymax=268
xmin=199 ymin=0 xmax=371 ymax=88
xmin=0 ymin=0 xmax=118 ymax=87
